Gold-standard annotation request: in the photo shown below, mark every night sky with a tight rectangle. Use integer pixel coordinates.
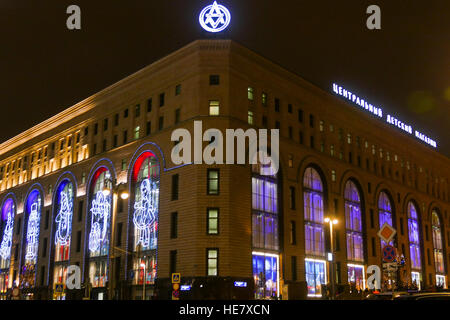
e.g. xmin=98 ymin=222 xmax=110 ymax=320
xmin=1 ymin=0 xmax=449 ymax=157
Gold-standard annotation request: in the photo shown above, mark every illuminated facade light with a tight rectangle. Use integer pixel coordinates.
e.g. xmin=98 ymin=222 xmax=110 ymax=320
xmin=25 ymin=192 xmax=42 ymax=263
xmin=133 ymin=179 xmax=159 ymax=248
xmin=0 ymin=201 xmax=14 ymax=261
xmin=88 ymin=191 xmax=111 ymax=253
xmin=199 ymin=1 xmax=231 ymax=33
xmin=55 ymin=187 xmax=73 ymax=246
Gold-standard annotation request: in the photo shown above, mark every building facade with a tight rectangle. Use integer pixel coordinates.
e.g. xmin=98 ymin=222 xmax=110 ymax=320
xmin=0 ymin=40 xmax=448 ymax=300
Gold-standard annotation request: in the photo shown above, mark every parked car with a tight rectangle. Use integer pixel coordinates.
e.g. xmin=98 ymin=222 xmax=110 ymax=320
xmin=364 ymin=291 xmax=410 ymax=300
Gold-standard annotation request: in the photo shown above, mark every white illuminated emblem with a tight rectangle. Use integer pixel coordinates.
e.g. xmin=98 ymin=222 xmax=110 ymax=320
xmin=0 ymin=206 xmax=14 ymax=260
xmin=134 ymin=179 xmax=159 ymax=248
xmin=199 ymin=1 xmax=231 ymax=33
xmin=89 ymin=191 xmax=111 ymax=253
xmin=25 ymin=201 xmax=41 ymax=262
xmin=55 ymin=189 xmax=73 ymax=246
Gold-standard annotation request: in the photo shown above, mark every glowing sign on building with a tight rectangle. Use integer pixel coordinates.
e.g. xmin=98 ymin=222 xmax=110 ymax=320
xmin=133 ymin=179 xmax=159 ymax=249
xmin=199 ymin=1 xmax=231 ymax=33
xmin=332 ymin=83 xmax=437 ymax=148
xmin=88 ymin=191 xmax=111 ymax=253
xmin=25 ymin=191 xmax=42 ymax=263
xmin=0 ymin=201 xmax=14 ymax=261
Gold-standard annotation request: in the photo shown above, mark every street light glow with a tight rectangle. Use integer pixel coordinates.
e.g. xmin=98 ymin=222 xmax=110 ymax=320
xmin=120 ymin=192 xmax=129 ymax=200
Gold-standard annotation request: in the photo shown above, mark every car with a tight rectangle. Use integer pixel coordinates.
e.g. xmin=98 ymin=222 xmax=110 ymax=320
xmin=393 ymin=292 xmax=450 ymax=300
xmin=364 ymin=291 xmax=410 ymax=300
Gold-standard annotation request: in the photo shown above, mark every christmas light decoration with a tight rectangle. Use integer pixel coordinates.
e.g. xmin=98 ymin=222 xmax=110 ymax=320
xmin=0 ymin=202 xmax=14 ymax=261
xmin=25 ymin=195 xmax=41 ymax=262
xmin=55 ymin=187 xmax=73 ymax=246
xmin=88 ymin=191 xmax=111 ymax=253
xmin=133 ymin=179 xmax=159 ymax=248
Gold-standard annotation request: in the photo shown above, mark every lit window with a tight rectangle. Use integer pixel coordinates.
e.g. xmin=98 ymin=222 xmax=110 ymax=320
xmin=432 ymin=211 xmax=445 ymax=282
xmin=207 ymin=249 xmax=218 ymax=276
xmin=347 ymin=134 xmax=352 ymax=144
xmin=207 ymin=209 xmax=219 ymax=235
xmin=134 ymin=126 xmax=140 ymax=140
xmin=209 ymin=101 xmax=220 ymax=116
xmin=408 ymin=202 xmax=422 ymax=270
xmin=207 ymin=169 xmax=219 ymax=195
xmin=305 ymin=259 xmax=326 ymax=297
xmin=262 ymin=93 xmax=267 ymax=106
xmin=248 ymin=87 xmax=254 ymax=101
xmin=378 ymin=192 xmax=394 ymax=249
xmin=345 ymin=181 xmax=364 ymax=262
xmin=248 ymin=111 xmax=254 ymax=125
xmin=320 ymin=121 xmax=324 ymax=132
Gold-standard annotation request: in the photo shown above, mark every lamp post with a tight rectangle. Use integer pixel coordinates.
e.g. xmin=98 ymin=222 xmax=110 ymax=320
xmin=324 ymin=217 xmax=338 ymax=300
xmin=102 ymin=179 xmax=128 ymax=300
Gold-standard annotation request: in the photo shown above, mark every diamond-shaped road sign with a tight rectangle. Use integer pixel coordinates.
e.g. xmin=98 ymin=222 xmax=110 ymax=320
xmin=377 ymin=223 xmax=397 ymax=243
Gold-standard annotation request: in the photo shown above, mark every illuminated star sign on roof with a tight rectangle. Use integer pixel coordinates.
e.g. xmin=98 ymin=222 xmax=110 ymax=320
xmin=199 ymin=1 xmax=231 ymax=33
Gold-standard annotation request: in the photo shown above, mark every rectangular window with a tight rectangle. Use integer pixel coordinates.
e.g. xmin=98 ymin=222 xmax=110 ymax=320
xmin=78 ymin=201 xmax=83 ymax=222
xmin=262 ymin=92 xmax=267 ymax=106
xmin=209 ymin=75 xmax=220 ymax=85
xmin=288 ymin=126 xmax=293 ymax=139
xmin=124 ymin=108 xmax=129 ymax=118
xmin=288 ymin=104 xmax=293 ymax=114
xmin=158 ymin=117 xmax=164 ymax=131
xmin=146 ymin=121 xmax=151 ymax=136
xmin=370 ymin=209 xmax=374 ymax=229
xmin=42 ymin=238 xmax=48 ymax=258
xmin=275 ymin=98 xmax=280 ymax=112
xmin=113 ymin=135 xmax=118 ymax=148
xmin=290 ymin=221 xmax=297 ymax=245
xmin=207 ymin=208 xmax=219 ymax=235
xmin=400 ymin=218 xmax=404 ymax=235
xmin=159 ymin=93 xmax=165 ymax=107
xmin=209 ymin=100 xmax=220 ymax=116
xmin=372 ymin=237 xmax=376 ymax=257
xmin=76 ymin=231 xmax=81 ymax=252
xmin=104 ymin=118 xmax=108 ymax=131
xmin=175 ymin=84 xmax=181 ymax=96
xmin=291 ymin=256 xmax=297 ymax=281
xmin=171 ymin=212 xmax=178 ymax=239
xmin=207 ymin=169 xmax=220 ymax=195
xmin=310 ymin=136 xmax=315 ymax=149
xmin=147 ymin=98 xmax=152 ymax=112
xmin=309 ymin=115 xmax=314 ymax=128
xmin=45 ymin=210 xmax=49 ymax=230
xmin=289 ymin=187 xmax=296 ymax=210
xmin=170 ymin=250 xmax=177 ymax=275
xmin=207 ymin=249 xmax=218 ymax=276
xmin=123 ymin=130 xmax=128 ymax=145
xmin=175 ymin=109 xmax=181 ymax=124
xmin=262 ymin=116 xmax=268 ymax=128
xmin=299 ymin=131 xmax=304 ymax=145
xmin=94 ymin=123 xmax=98 ymax=135
xmin=102 ymin=139 xmax=107 ymax=152
xmin=116 ymin=223 xmax=123 ymax=247
xmin=298 ymin=109 xmax=304 ymax=123
xmin=135 ymin=104 xmax=141 ymax=117
xmin=134 ymin=126 xmax=140 ymax=140
xmin=248 ymin=111 xmax=254 ymax=125
xmin=114 ymin=114 xmax=119 ymax=126
xmin=171 ymin=174 xmax=179 ymax=201
xmin=248 ymin=87 xmax=254 ymax=100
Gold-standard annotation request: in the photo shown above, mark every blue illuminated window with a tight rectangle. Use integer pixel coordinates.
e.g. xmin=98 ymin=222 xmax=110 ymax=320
xmin=408 ymin=202 xmax=422 ymax=270
xmin=432 ymin=211 xmax=445 ymax=277
xmin=378 ymin=192 xmax=394 ymax=249
xmin=345 ymin=181 xmax=364 ymax=262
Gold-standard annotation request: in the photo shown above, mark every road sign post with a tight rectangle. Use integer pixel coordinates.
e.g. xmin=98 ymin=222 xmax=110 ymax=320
xmin=172 ymin=273 xmax=180 ymax=300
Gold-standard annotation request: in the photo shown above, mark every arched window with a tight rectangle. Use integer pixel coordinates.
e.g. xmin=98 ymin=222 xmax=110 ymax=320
xmin=0 ymin=198 xmax=15 ymax=293
xmin=87 ymin=168 xmax=112 ymax=288
xmin=407 ymin=201 xmax=422 ymax=290
xmin=22 ymin=189 xmax=42 ymax=288
xmin=251 ymin=159 xmax=279 ymax=300
xmin=432 ymin=211 xmax=446 ymax=288
xmin=131 ymin=152 xmax=160 ymax=289
xmin=53 ymin=180 xmax=74 ymax=296
xmin=303 ymin=167 xmax=326 ymax=297
xmin=344 ymin=180 xmax=365 ymax=291
xmin=378 ymin=192 xmax=394 ymax=248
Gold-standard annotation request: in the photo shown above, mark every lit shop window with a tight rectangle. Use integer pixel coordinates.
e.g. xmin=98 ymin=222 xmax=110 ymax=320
xmin=209 ymin=101 xmax=220 ymax=116
xmin=345 ymin=181 xmax=364 ymax=262
xmin=378 ymin=192 xmax=394 ymax=248
xmin=305 ymin=258 xmax=326 ymax=297
xmin=411 ymin=271 xmax=421 ymax=290
xmin=131 ymin=152 xmax=160 ymax=287
xmin=252 ymin=253 xmax=279 ymax=300
xmin=407 ymin=202 xmax=422 ymax=270
xmin=87 ymin=168 xmax=112 ymax=288
xmin=432 ymin=211 xmax=446 ymax=288
xmin=347 ymin=264 xmax=365 ymax=291
xmin=303 ymin=168 xmax=325 ymax=257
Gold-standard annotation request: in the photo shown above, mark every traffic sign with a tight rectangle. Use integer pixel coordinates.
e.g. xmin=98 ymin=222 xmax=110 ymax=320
xmin=172 ymin=289 xmax=180 ymax=300
xmin=55 ymin=283 xmax=65 ymax=293
xmin=382 ymin=245 xmax=397 ymax=263
xmin=173 ymin=283 xmax=180 ymax=291
xmin=378 ymin=223 xmax=396 ymax=243
xmin=172 ymin=273 xmax=181 ymax=284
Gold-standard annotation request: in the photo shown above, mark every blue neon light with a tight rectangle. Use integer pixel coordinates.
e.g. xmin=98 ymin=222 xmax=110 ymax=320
xmin=88 ymin=191 xmax=111 ymax=253
xmin=133 ymin=179 xmax=159 ymax=249
xmin=199 ymin=1 xmax=231 ymax=33
xmin=25 ymin=190 xmax=41 ymax=262
xmin=0 ymin=199 xmax=14 ymax=261
xmin=234 ymin=281 xmax=248 ymax=288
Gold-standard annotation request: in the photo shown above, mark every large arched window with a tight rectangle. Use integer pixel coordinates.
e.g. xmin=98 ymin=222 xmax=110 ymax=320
xmin=22 ymin=189 xmax=43 ymax=289
xmin=87 ymin=167 xmax=112 ymax=289
xmin=344 ymin=180 xmax=365 ymax=291
xmin=303 ymin=167 xmax=326 ymax=297
xmin=378 ymin=192 xmax=394 ymax=248
xmin=130 ymin=152 xmax=160 ymax=288
xmin=432 ymin=210 xmax=446 ymax=288
xmin=252 ymin=159 xmax=279 ymax=300
xmin=53 ymin=179 xmax=74 ymax=297
xmin=407 ymin=201 xmax=422 ymax=289
xmin=0 ymin=198 xmax=15 ymax=294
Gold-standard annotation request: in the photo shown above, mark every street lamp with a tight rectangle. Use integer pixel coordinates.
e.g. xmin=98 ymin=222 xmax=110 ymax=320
xmin=324 ymin=217 xmax=338 ymax=300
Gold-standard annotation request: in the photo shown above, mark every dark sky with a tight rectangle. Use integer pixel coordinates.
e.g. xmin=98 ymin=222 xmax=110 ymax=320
xmin=1 ymin=0 xmax=449 ymax=157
